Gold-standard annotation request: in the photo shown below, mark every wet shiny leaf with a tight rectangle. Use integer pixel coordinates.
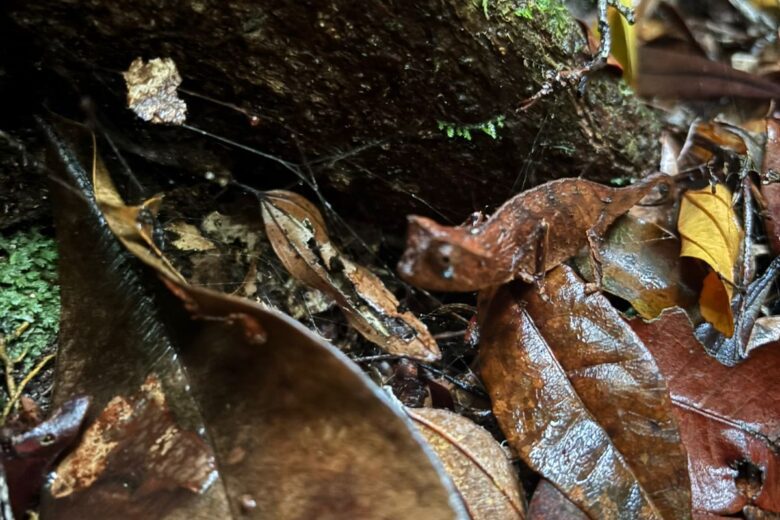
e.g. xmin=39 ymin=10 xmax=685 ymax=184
xmin=261 ymin=190 xmax=440 ymax=361
xmin=41 ymin=117 xmax=467 ymax=519
xmin=480 ymin=266 xmax=691 ymax=519
xmin=575 ymin=213 xmax=697 ymax=319
xmin=527 ymin=480 xmax=587 ymax=520
xmin=398 ymin=173 xmax=670 ymax=292
xmin=407 ymin=407 xmax=526 ymax=520
xmin=678 ymin=184 xmax=742 ymax=336
xmin=631 ymin=309 xmax=780 ymax=515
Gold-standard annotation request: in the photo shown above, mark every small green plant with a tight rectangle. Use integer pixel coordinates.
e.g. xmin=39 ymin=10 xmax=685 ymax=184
xmin=438 ymin=115 xmax=506 ymax=141
xmin=514 ymin=0 xmax=572 ymax=40
xmin=0 ymin=228 xmax=59 ymax=413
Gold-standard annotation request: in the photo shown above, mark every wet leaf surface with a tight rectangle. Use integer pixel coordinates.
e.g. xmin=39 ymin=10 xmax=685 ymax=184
xmin=480 ymin=266 xmax=691 ymax=520
xmin=398 ymin=173 xmax=670 ymax=292
xmin=678 ymin=184 xmax=742 ymax=336
xmin=261 ymin=190 xmax=440 ymax=361
xmin=41 ymin=117 xmax=467 ymax=519
xmin=527 ymin=480 xmax=587 ymax=520
xmin=575 ymin=213 xmax=697 ymax=319
xmin=631 ymin=309 xmax=780 ymax=515
xmin=406 ymin=407 xmax=526 ymax=520
xmin=761 ymin=119 xmax=780 ymax=256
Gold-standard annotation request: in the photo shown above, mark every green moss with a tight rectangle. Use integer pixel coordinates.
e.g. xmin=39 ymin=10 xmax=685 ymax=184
xmin=514 ymin=0 xmax=573 ymax=40
xmin=0 ymin=228 xmax=59 ymax=374
xmin=438 ymin=115 xmax=506 ymax=141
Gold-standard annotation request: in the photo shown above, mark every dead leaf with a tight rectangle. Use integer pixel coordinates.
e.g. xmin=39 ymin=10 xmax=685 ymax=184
xmin=761 ymin=119 xmax=780 ymax=255
xmin=575 ymin=213 xmax=698 ymax=319
xmin=398 ymin=173 xmax=669 ymax=292
xmin=637 ymin=47 xmax=780 ymax=100
xmin=406 ymin=407 xmax=526 ymax=520
xmin=678 ymin=184 xmax=742 ymax=336
xmin=123 ymin=57 xmax=187 ymax=125
xmin=165 ymin=221 xmax=216 ymax=252
xmin=41 ymin=116 xmax=467 ymax=519
xmin=261 ymin=190 xmax=440 ymax=361
xmin=480 ymin=266 xmax=691 ymax=519
xmin=527 ymin=480 xmax=587 ymax=520
xmin=631 ymin=309 xmax=780 ymax=515
xmin=48 ymin=376 xmax=217 ymax=519
xmin=1 ymin=397 xmax=90 ymax=518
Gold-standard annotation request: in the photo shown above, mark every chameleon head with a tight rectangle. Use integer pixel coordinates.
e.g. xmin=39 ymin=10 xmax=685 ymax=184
xmin=397 ymin=215 xmax=490 ymax=292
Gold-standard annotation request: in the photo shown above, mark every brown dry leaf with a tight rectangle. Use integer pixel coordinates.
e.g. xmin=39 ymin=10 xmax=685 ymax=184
xmin=398 ymin=173 xmax=669 ymax=292
xmin=575 ymin=213 xmax=697 ymax=319
xmin=261 ymin=190 xmax=440 ymax=362
xmin=49 ymin=376 xmax=217 ymax=519
xmin=406 ymin=407 xmax=526 ymax=520
xmin=678 ymin=184 xmax=742 ymax=336
xmin=631 ymin=309 xmax=780 ymax=515
xmin=42 ymin=117 xmax=468 ymax=519
xmin=527 ymin=480 xmax=587 ymax=520
xmin=480 ymin=266 xmax=691 ymax=520
xmin=123 ymin=57 xmax=187 ymax=125
xmin=761 ymin=119 xmax=780 ymax=255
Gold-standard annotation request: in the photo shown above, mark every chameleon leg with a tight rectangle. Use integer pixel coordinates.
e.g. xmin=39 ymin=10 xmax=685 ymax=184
xmin=532 ymin=219 xmax=550 ymax=299
xmin=586 ymin=222 xmax=607 ymax=293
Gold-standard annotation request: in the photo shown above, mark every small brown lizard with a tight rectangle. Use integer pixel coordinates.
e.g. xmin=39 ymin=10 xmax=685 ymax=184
xmin=398 ymin=172 xmax=671 ymax=292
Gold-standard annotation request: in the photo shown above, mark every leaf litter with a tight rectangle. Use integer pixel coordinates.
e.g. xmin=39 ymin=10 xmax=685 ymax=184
xmin=17 ymin=5 xmax=780 ymax=518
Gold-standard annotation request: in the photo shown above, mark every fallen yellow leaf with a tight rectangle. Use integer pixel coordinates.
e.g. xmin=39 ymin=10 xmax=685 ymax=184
xmin=678 ymin=184 xmax=742 ymax=336
xmin=608 ymin=0 xmax=637 ymax=86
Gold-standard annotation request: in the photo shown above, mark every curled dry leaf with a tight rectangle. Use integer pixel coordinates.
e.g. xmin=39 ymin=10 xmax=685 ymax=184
xmin=49 ymin=376 xmax=217 ymax=519
xmin=678 ymin=184 xmax=742 ymax=336
xmin=406 ymin=407 xmax=526 ymax=520
xmin=42 ymin=117 xmax=466 ymax=519
xmin=1 ymin=396 xmax=90 ymax=518
xmin=123 ymin=57 xmax=187 ymax=125
xmin=527 ymin=480 xmax=587 ymax=520
xmin=398 ymin=173 xmax=670 ymax=292
xmin=261 ymin=190 xmax=440 ymax=362
xmin=575 ymin=213 xmax=697 ymax=319
xmin=631 ymin=309 xmax=780 ymax=516
xmin=761 ymin=118 xmax=780 ymax=255
xmin=480 ymin=266 xmax=691 ymax=520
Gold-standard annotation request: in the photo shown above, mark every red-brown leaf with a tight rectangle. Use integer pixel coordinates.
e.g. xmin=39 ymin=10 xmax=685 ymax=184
xmin=631 ymin=309 xmax=780 ymax=515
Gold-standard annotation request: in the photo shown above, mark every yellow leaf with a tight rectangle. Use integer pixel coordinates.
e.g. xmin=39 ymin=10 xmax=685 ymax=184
xmin=678 ymin=184 xmax=742 ymax=336
xmin=699 ymin=270 xmax=734 ymax=338
xmin=607 ymin=0 xmax=637 ymax=85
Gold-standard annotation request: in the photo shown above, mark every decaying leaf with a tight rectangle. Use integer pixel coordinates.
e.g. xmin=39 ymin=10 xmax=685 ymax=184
xmin=261 ymin=190 xmax=440 ymax=361
xmin=527 ymin=480 xmax=587 ymax=520
xmin=1 ymin=397 xmax=90 ymax=518
xmin=406 ymin=407 xmax=526 ymax=520
xmin=398 ymin=173 xmax=669 ymax=292
xmin=575 ymin=213 xmax=697 ymax=319
xmin=123 ymin=57 xmax=187 ymax=125
xmin=761 ymin=119 xmax=780 ymax=255
xmin=480 ymin=266 xmax=691 ymax=520
xmin=165 ymin=221 xmax=216 ymax=252
xmin=678 ymin=184 xmax=742 ymax=336
xmin=631 ymin=309 xmax=780 ymax=515
xmin=49 ymin=376 xmax=217 ymax=518
xmin=42 ymin=116 xmax=467 ymax=519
